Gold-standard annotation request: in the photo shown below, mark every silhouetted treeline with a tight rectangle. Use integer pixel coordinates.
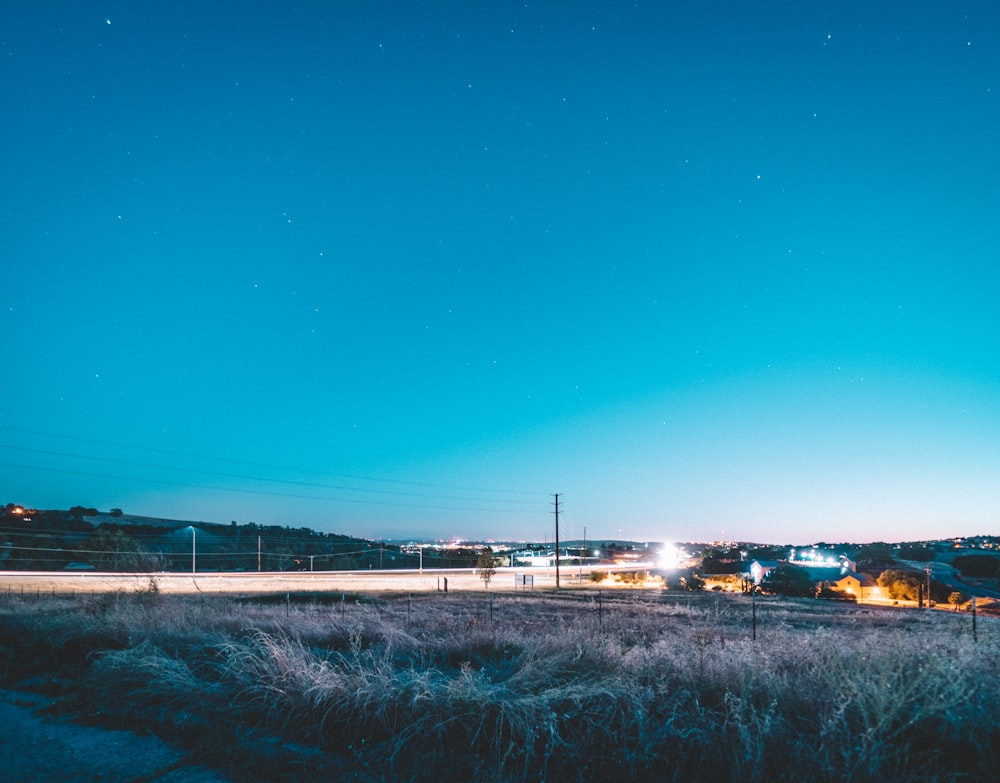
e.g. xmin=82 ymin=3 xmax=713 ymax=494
xmin=0 ymin=504 xmax=478 ymax=572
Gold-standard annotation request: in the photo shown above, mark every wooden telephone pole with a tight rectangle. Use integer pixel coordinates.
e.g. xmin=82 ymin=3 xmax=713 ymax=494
xmin=554 ymin=493 xmax=560 ymax=589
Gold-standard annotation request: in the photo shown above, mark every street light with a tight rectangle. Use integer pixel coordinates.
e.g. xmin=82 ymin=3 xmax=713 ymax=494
xmin=189 ymin=526 xmax=196 ymax=574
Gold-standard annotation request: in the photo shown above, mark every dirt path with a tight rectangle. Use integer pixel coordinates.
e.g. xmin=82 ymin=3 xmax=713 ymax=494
xmin=0 ymin=690 xmax=232 ymax=783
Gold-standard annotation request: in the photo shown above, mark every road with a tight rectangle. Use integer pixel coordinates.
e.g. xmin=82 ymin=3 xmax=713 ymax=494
xmin=0 ymin=564 xmax=628 ymax=596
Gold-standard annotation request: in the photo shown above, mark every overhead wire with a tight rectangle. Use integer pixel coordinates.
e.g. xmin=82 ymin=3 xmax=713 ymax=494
xmin=0 ymin=443 xmax=542 ymax=508
xmin=0 ymin=537 xmax=484 ymax=564
xmin=0 ymin=424 xmax=543 ymax=498
xmin=0 ymin=458 xmax=544 ymax=514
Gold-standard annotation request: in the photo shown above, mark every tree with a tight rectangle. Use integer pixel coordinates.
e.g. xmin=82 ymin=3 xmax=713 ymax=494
xmin=952 ymin=555 xmax=1000 ymax=578
xmin=855 ymin=543 xmax=897 ymax=573
xmin=700 ymin=557 xmax=741 ymax=575
xmin=666 ymin=571 xmax=705 ymax=591
xmin=6 ymin=532 xmax=66 ymax=570
xmin=877 ymin=569 xmax=923 ymax=602
xmin=898 ymin=545 xmax=935 ymax=562
xmin=761 ymin=565 xmax=816 ymax=597
xmin=746 ymin=545 xmax=787 ymax=562
xmin=476 ymin=548 xmax=497 ymax=589
xmin=83 ymin=528 xmax=163 ymax=571
xmin=681 ymin=573 xmax=706 ymax=591
xmin=948 ymin=591 xmax=965 ymax=611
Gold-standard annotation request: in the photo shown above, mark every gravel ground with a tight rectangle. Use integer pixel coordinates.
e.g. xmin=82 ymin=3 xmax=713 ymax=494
xmin=0 ymin=690 xmax=232 ymax=783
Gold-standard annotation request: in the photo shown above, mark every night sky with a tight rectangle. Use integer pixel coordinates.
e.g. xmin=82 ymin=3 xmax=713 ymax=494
xmin=3 ymin=2 xmax=999 ymax=544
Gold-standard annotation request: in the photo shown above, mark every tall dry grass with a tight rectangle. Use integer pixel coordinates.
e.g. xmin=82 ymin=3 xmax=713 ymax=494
xmin=1 ymin=588 xmax=997 ymax=782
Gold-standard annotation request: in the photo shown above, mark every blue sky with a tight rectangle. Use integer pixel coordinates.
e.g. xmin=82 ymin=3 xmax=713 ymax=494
xmin=3 ymin=1 xmax=999 ymax=544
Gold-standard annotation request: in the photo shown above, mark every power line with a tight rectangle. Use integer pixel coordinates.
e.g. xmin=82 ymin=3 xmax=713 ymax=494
xmin=0 ymin=460 xmax=543 ymax=515
xmin=0 ymin=524 xmax=392 ymax=550
xmin=0 ymin=424 xmax=542 ymax=498
xmin=0 ymin=444 xmax=542 ymax=508
xmin=0 ymin=542 xmax=384 ymax=559
xmin=0 ymin=543 xmax=250 ymax=557
xmin=0 ymin=539 xmax=484 ymax=567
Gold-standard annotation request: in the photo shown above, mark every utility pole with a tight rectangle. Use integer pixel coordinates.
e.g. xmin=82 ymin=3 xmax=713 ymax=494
xmin=554 ymin=493 xmax=560 ymax=589
xmin=258 ymin=535 xmax=262 ymax=572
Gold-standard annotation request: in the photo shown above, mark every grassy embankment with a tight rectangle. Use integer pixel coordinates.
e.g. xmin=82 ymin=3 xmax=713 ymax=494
xmin=0 ymin=587 xmax=996 ymax=782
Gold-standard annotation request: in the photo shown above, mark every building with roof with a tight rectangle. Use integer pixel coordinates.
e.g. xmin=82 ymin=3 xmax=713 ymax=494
xmin=834 ymin=572 xmax=880 ymax=600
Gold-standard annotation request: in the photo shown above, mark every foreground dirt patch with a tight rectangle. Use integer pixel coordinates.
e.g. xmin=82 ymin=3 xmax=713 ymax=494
xmin=0 ymin=690 xmax=232 ymax=783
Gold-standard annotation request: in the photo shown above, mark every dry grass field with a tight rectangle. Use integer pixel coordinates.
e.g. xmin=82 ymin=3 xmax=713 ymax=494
xmin=1 ymin=584 xmax=996 ymax=782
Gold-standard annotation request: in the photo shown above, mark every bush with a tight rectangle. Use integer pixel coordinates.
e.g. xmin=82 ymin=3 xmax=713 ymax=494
xmin=817 ymin=587 xmax=856 ymax=602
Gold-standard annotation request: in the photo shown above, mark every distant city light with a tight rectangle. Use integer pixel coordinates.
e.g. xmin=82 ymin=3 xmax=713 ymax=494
xmin=659 ymin=543 xmax=681 ymax=569
xmin=790 ymin=548 xmax=838 ymax=566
